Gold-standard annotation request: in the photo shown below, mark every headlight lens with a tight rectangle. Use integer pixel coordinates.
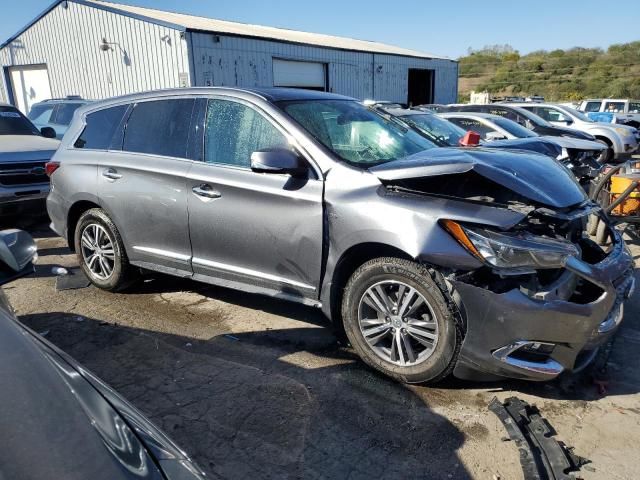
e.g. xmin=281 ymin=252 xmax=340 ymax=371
xmin=442 ymin=220 xmax=579 ymax=272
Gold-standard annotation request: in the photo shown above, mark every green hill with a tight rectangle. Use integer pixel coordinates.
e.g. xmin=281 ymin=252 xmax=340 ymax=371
xmin=457 ymin=42 xmax=640 ymax=102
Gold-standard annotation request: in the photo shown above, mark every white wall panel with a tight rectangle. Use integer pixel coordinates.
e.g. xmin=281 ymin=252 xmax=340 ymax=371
xmin=0 ymin=1 xmax=190 ymax=104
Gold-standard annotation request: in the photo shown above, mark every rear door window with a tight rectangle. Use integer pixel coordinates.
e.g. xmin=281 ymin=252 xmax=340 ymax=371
xmin=123 ymin=99 xmax=195 ymax=159
xmin=203 ymin=99 xmax=289 ymax=168
xmin=74 ymin=105 xmax=128 ymax=149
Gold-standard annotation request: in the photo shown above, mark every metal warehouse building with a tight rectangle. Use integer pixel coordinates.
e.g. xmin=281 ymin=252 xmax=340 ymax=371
xmin=0 ymin=0 xmax=458 ymax=113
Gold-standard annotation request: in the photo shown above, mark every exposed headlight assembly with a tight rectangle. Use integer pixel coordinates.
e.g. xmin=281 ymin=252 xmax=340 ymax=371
xmin=442 ymin=220 xmax=579 ymax=273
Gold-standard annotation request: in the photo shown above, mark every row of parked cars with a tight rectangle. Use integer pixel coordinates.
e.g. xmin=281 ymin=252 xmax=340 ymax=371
xmin=0 ymin=88 xmax=637 ymax=476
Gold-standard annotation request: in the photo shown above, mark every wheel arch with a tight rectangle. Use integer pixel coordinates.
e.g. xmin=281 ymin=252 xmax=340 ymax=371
xmin=322 ymin=242 xmax=413 ymax=333
xmin=66 ymin=200 xmax=102 ymax=251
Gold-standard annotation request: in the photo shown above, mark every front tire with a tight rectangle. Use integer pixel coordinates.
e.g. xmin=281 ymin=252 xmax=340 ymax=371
xmin=596 ymin=139 xmax=614 ymax=163
xmin=341 ymin=257 xmax=461 ymax=384
xmin=74 ymin=208 xmax=133 ymax=291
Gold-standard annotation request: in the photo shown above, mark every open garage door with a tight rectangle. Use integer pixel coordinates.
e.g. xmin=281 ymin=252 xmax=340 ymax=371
xmin=273 ymin=59 xmax=327 ymax=91
xmin=8 ymin=64 xmax=52 ymax=114
xmin=407 ymin=68 xmax=434 ymax=107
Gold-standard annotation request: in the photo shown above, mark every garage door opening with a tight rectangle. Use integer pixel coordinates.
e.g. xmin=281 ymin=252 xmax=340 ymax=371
xmin=273 ymin=59 xmax=327 ymax=91
xmin=7 ymin=64 xmax=52 ymax=114
xmin=407 ymin=68 xmax=434 ymax=107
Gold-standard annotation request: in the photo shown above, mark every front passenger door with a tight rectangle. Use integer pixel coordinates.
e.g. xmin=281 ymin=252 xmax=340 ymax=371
xmin=186 ymin=98 xmax=324 ymax=300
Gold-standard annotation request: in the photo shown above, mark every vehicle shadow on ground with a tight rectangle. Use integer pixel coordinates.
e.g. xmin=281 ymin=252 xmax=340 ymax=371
xmin=127 ymin=270 xmax=640 ymax=402
xmin=20 ymin=312 xmax=474 ymax=480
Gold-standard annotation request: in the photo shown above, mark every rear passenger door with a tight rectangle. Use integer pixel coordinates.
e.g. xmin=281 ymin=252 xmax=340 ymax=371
xmin=97 ymin=98 xmax=196 ymax=276
xmin=186 ymin=97 xmax=323 ymax=299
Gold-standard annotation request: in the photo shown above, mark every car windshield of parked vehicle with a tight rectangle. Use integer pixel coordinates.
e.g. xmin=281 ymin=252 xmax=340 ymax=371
xmin=279 ymin=100 xmax=436 ymax=166
xmin=562 ymin=106 xmax=593 ymax=123
xmin=0 ymin=106 xmax=41 ymax=136
xmin=28 ymin=104 xmax=54 ymax=124
xmin=492 ymin=117 xmax=538 ymax=138
xmin=402 ymin=113 xmax=466 ymax=146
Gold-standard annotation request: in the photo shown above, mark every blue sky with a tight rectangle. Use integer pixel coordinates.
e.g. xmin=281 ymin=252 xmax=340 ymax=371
xmin=2 ymin=0 xmax=639 ymax=58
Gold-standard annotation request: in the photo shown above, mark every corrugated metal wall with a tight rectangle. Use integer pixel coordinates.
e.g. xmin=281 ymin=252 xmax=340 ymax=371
xmin=0 ymin=1 xmax=190 ymax=103
xmin=189 ymin=32 xmax=458 ymax=104
xmin=0 ymin=2 xmax=458 ymax=105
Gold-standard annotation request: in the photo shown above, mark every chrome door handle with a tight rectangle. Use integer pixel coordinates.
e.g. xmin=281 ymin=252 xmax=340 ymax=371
xmin=102 ymin=168 xmax=122 ymax=180
xmin=192 ymin=184 xmax=222 ymax=199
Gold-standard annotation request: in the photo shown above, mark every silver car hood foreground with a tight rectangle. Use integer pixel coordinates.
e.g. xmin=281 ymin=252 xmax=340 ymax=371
xmin=369 ymin=147 xmax=587 ymax=208
xmin=0 ymin=135 xmax=60 ymax=162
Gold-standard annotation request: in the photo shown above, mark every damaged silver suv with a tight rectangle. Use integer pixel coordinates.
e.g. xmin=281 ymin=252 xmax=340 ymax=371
xmin=47 ymin=88 xmax=635 ymax=383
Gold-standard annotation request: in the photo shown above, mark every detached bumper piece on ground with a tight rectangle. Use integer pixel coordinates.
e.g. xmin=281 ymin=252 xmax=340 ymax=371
xmin=489 ymin=397 xmax=589 ymax=480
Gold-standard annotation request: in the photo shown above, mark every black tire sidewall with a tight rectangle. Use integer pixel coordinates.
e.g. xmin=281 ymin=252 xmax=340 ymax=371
xmin=341 ymin=258 xmax=459 ymax=384
xmin=74 ymin=209 xmax=128 ymax=291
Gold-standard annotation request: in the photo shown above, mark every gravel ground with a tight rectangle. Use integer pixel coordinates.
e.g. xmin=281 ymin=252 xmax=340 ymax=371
xmin=6 ymin=216 xmax=640 ymax=480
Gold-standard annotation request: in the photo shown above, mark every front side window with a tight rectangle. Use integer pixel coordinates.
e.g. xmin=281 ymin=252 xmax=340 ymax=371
xmin=123 ymin=99 xmax=194 ymax=158
xmin=204 ymin=99 xmax=289 ymax=168
xmin=279 ymin=100 xmax=435 ymax=167
xmin=584 ymin=101 xmax=602 ymax=112
xmin=528 ymin=106 xmax=572 ymax=123
xmin=629 ymin=101 xmax=640 ymax=113
xmin=75 ymin=105 xmax=128 ymax=149
xmin=0 ymin=106 xmax=41 ymax=136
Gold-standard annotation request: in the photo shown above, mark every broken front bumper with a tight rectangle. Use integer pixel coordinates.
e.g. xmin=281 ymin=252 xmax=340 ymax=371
xmin=452 ymin=227 xmax=635 ymax=381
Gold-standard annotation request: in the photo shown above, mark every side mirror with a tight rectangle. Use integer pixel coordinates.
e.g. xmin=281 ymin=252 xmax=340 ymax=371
xmin=485 ymin=131 xmax=508 ymax=141
xmin=41 ymin=127 xmax=57 ymax=139
xmin=0 ymin=230 xmax=37 ymax=286
xmin=251 ymin=148 xmax=307 ymax=176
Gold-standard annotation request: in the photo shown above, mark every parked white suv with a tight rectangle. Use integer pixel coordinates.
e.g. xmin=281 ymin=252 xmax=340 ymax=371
xmin=579 ymin=99 xmax=640 ymax=128
xmin=509 ymin=102 xmax=639 ymax=163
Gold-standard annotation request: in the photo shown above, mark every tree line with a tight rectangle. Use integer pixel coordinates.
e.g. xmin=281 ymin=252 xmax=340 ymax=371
xmin=458 ymin=42 xmax=640 ymax=102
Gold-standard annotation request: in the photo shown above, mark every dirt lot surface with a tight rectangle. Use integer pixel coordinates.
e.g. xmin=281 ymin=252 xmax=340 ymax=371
xmin=6 ymin=217 xmax=640 ymax=479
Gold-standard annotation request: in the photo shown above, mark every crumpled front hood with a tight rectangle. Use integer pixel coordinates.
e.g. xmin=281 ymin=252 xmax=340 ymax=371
xmin=370 ymin=147 xmax=587 ymax=208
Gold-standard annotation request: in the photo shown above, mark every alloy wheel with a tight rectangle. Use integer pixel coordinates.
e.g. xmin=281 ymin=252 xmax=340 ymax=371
xmin=80 ymin=223 xmax=115 ymax=280
xmin=357 ymin=280 xmax=439 ymax=366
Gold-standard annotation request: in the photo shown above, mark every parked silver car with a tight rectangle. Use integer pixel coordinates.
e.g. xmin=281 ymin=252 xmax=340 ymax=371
xmin=47 ymin=88 xmax=634 ymax=384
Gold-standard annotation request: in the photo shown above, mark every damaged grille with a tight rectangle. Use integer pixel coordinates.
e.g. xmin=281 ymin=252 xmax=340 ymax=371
xmin=0 ymin=161 xmax=49 ymax=187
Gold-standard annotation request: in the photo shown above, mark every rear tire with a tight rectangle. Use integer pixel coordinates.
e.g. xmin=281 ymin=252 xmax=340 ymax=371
xmin=341 ymin=257 xmax=460 ymax=384
xmin=74 ymin=208 xmax=134 ymax=291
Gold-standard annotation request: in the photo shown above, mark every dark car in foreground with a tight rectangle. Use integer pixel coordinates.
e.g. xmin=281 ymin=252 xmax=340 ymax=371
xmin=47 ymin=88 xmax=634 ymax=384
xmin=0 ymin=230 xmax=205 ymax=480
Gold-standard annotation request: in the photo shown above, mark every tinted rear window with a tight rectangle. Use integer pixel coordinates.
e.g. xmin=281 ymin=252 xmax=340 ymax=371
xmin=123 ymin=99 xmax=194 ymax=159
xmin=74 ymin=105 xmax=128 ymax=149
